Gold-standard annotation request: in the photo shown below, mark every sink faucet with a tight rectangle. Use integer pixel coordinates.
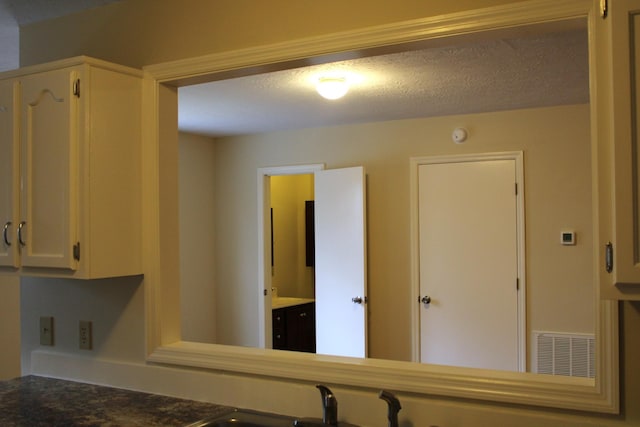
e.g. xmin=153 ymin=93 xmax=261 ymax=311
xmin=378 ymin=390 xmax=401 ymax=427
xmin=294 ymin=384 xmax=354 ymax=427
xmin=316 ymin=384 xmax=338 ymax=425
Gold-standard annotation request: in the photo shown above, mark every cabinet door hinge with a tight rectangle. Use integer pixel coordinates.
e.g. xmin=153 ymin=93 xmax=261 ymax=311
xmin=605 ymin=242 xmax=613 ymax=273
xmin=516 ymin=277 xmax=520 ymax=291
xmin=73 ymin=79 xmax=80 ymax=98
xmin=600 ymin=0 xmax=608 ymax=19
xmin=515 ymin=183 xmax=518 ymax=195
xmin=73 ymin=242 xmax=81 ymax=261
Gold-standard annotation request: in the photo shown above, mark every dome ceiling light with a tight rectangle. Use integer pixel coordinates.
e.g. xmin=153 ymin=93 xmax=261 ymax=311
xmin=315 ymin=76 xmax=349 ymax=100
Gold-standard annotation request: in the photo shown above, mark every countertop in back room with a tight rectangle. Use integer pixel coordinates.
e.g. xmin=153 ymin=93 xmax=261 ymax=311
xmin=271 ymin=297 xmax=315 ymax=310
xmin=0 ymin=375 xmax=231 ymax=426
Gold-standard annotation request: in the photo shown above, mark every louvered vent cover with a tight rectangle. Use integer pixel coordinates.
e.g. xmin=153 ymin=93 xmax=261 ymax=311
xmin=533 ymin=332 xmax=595 ymax=378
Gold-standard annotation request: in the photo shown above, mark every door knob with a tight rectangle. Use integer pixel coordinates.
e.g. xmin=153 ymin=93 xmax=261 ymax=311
xmin=421 ymin=295 xmax=431 ymax=305
xmin=352 ymin=296 xmax=366 ymax=304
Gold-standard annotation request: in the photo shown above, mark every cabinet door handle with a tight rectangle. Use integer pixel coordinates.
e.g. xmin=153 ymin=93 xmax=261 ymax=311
xmin=3 ymin=221 xmax=11 ymax=246
xmin=17 ymin=221 xmax=26 ymax=247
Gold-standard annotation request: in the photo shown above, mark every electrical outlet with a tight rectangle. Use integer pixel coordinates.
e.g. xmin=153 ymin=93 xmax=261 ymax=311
xmin=79 ymin=320 xmax=92 ymax=350
xmin=39 ymin=316 xmax=54 ymax=346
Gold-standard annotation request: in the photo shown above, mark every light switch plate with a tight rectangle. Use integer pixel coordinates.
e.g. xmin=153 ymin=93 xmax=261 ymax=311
xmin=39 ymin=316 xmax=54 ymax=346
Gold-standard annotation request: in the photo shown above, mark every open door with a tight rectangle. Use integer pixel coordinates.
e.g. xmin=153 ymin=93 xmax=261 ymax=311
xmin=314 ymin=166 xmax=367 ymax=358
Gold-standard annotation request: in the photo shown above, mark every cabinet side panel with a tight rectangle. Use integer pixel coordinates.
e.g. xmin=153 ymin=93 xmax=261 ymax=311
xmin=86 ymin=67 xmax=142 ymax=277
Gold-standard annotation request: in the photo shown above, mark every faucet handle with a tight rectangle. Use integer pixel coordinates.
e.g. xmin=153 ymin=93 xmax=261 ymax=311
xmin=378 ymin=390 xmax=401 ymax=427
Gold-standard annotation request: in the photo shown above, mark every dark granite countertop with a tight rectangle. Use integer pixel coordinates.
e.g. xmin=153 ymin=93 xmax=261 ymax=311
xmin=0 ymin=375 xmax=232 ymax=426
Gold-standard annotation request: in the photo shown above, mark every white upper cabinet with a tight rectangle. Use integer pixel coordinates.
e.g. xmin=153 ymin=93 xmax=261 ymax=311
xmin=0 ymin=57 xmax=143 ymax=279
xmin=0 ymin=79 xmax=18 ymax=269
xmin=20 ymin=67 xmax=79 ymax=270
xmin=597 ymin=0 xmax=640 ymax=298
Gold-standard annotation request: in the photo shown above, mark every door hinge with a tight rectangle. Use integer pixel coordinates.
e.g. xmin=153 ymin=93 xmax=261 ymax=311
xmin=515 ymin=183 xmax=518 ymax=195
xmin=600 ymin=0 xmax=608 ymax=19
xmin=516 ymin=278 xmax=520 ymax=291
xmin=73 ymin=79 xmax=80 ymax=98
xmin=73 ymin=242 xmax=80 ymax=261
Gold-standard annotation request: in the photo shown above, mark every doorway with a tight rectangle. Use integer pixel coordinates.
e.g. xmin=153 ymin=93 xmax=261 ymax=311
xmin=270 ymin=173 xmax=316 ymax=302
xmin=258 ymin=164 xmax=368 ymax=358
xmin=270 ymin=173 xmax=316 ymax=353
xmin=411 ymin=152 xmax=525 ymax=371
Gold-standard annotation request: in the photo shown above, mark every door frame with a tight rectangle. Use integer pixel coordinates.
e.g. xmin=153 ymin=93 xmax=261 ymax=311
xmin=257 ymin=164 xmax=325 ymax=349
xmin=409 ymin=151 xmax=526 ymax=371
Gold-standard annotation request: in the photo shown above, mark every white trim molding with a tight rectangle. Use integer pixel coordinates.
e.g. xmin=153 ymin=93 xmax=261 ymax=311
xmin=143 ymin=0 xmax=618 ymax=414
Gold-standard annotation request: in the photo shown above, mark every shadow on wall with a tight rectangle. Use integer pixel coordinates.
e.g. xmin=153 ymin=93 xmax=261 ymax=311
xmin=20 ymin=274 xmax=145 ymax=371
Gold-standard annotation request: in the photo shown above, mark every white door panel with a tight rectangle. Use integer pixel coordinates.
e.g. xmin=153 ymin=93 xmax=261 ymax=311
xmin=314 ymin=166 xmax=367 ymax=358
xmin=418 ymin=159 xmax=520 ymax=371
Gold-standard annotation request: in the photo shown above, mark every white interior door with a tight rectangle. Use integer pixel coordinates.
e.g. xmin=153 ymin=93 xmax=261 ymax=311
xmin=418 ymin=158 xmax=520 ymax=371
xmin=314 ymin=166 xmax=367 ymax=358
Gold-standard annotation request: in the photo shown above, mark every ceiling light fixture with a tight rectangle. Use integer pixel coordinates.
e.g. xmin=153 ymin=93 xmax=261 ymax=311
xmin=316 ymin=77 xmax=349 ymax=100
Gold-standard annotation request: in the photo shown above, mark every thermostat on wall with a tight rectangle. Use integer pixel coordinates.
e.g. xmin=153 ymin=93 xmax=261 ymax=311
xmin=561 ymin=231 xmax=576 ymax=246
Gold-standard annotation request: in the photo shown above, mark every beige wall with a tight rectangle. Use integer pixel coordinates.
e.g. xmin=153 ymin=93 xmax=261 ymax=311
xmin=21 ymin=274 xmax=146 ymax=372
xmin=201 ymin=103 xmax=593 ymax=360
xmin=19 ymin=0 xmax=517 ymax=69
xmin=178 ymin=132 xmax=217 ymax=343
xmin=16 ymin=1 xmax=640 ymax=425
xmin=0 ymin=276 xmax=20 ymax=379
xmin=271 ymin=174 xmax=315 ymax=299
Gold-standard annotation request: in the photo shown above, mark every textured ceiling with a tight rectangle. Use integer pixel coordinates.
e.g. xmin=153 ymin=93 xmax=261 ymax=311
xmin=0 ymin=1 xmax=588 ymax=137
xmin=179 ymin=28 xmax=589 ymax=137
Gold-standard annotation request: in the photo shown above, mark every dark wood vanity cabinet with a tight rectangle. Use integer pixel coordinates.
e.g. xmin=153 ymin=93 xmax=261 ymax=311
xmin=272 ymin=302 xmax=316 ymax=353
xmin=272 ymin=309 xmax=287 ymax=349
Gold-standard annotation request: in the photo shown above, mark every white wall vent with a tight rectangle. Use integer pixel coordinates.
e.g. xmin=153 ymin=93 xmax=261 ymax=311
xmin=533 ymin=331 xmax=595 ymax=378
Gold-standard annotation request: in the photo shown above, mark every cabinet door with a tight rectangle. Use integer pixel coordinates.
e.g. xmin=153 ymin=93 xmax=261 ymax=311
xmin=286 ymin=303 xmax=316 ymax=353
xmin=272 ymin=308 xmax=286 ymax=350
xmin=610 ymin=0 xmax=640 ymax=288
xmin=597 ymin=0 xmax=640 ymax=297
xmin=20 ymin=68 xmax=79 ymax=270
xmin=0 ymin=79 xmax=18 ymax=268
